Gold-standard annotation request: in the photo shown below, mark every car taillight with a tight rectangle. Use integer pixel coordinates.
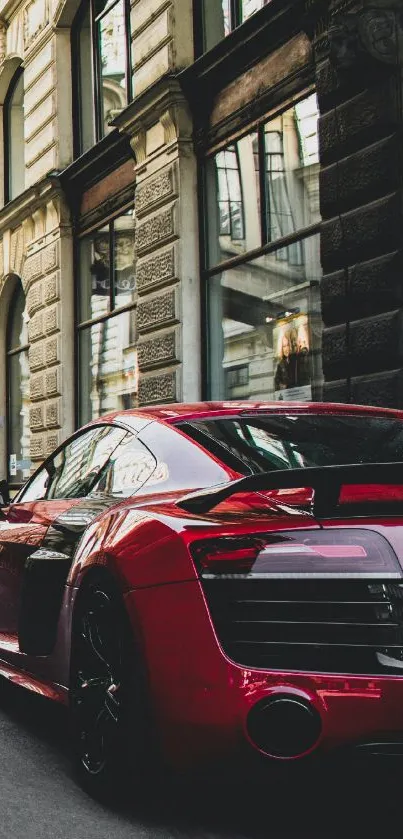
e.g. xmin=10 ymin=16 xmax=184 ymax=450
xmin=191 ymin=529 xmax=402 ymax=579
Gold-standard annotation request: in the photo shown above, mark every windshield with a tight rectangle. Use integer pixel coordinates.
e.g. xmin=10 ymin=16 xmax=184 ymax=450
xmin=177 ymin=414 xmax=403 ymax=476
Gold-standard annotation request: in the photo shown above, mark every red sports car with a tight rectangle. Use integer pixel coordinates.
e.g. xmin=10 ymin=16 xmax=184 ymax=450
xmin=2 ymin=401 xmax=403 ymax=794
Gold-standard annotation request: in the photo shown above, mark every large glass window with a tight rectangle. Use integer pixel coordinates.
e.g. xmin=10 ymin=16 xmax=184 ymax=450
xmin=201 ymin=0 xmax=272 ymax=52
xmin=204 ymin=93 xmax=322 ymax=403
xmin=7 ymin=283 xmax=31 ymax=487
xmin=4 ymin=69 xmax=24 ymax=202
xmin=73 ymin=0 xmax=132 ymax=154
xmin=77 ymin=209 xmax=137 ymax=425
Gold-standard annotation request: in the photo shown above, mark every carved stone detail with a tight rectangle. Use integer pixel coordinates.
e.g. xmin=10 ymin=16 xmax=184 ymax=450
xmin=29 ymin=341 xmax=45 ymax=371
xmin=329 ymin=6 xmax=403 ymax=68
xmin=30 ymin=373 xmax=45 ymax=402
xmin=0 ymin=239 xmax=3 ymax=278
xmin=28 ymin=311 xmax=44 ymax=343
xmin=30 ymin=434 xmax=45 ymax=461
xmin=23 ymin=253 xmax=42 ymax=287
xmin=45 ymin=367 xmax=61 ymax=397
xmin=27 ymin=281 xmax=43 ymax=316
xmin=46 ymin=400 xmax=60 ymax=429
xmin=10 ymin=227 xmax=24 ymax=277
xmin=43 ymin=243 xmax=59 ymax=274
xmin=137 ymin=246 xmax=176 ymax=295
xmin=45 ymin=336 xmax=59 ymax=366
xmin=46 ymin=432 xmax=59 ymax=456
xmin=136 ymin=206 xmax=176 ymax=255
xmin=136 ymin=168 xmax=174 ymax=217
xmin=0 ymin=20 xmax=7 ymax=65
xmin=30 ymin=405 xmax=45 ymax=431
xmin=44 ymin=271 xmax=60 ymax=304
xmin=24 ymin=0 xmax=49 ymax=50
xmin=138 ymin=330 xmax=178 ymax=371
xmin=138 ymin=371 xmax=177 ymax=406
xmin=137 ymin=289 xmax=177 ymax=333
xmin=44 ymin=304 xmax=59 ymax=335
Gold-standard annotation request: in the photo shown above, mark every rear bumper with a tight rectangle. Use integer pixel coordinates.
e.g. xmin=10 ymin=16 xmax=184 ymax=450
xmin=124 ymin=584 xmax=403 ymax=769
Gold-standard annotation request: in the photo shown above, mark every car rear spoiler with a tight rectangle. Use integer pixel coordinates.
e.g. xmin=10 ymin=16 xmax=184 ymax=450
xmin=176 ymin=462 xmax=403 ymax=517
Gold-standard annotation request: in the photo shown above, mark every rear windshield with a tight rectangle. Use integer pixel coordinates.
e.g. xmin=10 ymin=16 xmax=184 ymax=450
xmin=177 ymin=414 xmax=403 ymax=476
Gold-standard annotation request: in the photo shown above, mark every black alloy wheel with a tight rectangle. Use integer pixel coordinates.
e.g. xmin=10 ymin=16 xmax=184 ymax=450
xmin=70 ymin=575 xmax=150 ymax=798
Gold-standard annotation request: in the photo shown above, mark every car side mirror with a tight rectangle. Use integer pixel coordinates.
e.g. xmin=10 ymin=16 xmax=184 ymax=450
xmin=0 ymin=480 xmax=10 ymax=506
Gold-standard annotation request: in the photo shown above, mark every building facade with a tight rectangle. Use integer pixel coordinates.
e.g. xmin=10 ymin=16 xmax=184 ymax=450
xmin=0 ymin=0 xmax=401 ymax=490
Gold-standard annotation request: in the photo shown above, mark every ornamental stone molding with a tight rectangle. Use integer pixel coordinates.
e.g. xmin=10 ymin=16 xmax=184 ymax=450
xmin=138 ymin=370 xmax=177 ymax=405
xmin=0 ymin=19 xmax=7 ymax=65
xmin=136 ymin=205 xmax=176 ymax=255
xmin=137 ymin=246 xmax=176 ymax=294
xmin=44 ymin=271 xmax=60 ymax=304
xmin=137 ymin=329 xmax=179 ymax=371
xmin=23 ymin=0 xmax=50 ymax=51
xmin=30 ymin=434 xmax=45 ymax=461
xmin=135 ymin=167 xmax=175 ymax=217
xmin=27 ymin=280 xmax=43 ymax=316
xmin=137 ymin=288 xmax=177 ymax=333
xmin=329 ymin=3 xmax=403 ymax=66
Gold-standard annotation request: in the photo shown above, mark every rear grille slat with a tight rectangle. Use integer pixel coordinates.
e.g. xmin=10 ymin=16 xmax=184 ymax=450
xmin=201 ymin=578 xmax=403 ymax=675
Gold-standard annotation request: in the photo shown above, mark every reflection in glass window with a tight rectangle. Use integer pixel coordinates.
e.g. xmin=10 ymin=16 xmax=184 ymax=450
xmin=7 ymin=283 xmax=31 ymax=486
xmin=72 ymin=0 xmax=132 ymax=154
xmin=201 ymin=0 xmax=271 ymax=52
xmin=79 ymin=310 xmax=137 ymax=424
xmin=207 ymin=234 xmax=323 ymax=403
xmin=48 ymin=426 xmax=126 ymax=499
xmin=216 ymin=146 xmax=244 ymax=240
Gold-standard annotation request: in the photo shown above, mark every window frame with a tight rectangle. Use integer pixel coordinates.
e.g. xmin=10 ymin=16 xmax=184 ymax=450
xmin=197 ymin=0 xmax=272 ymax=54
xmin=72 ymin=0 xmax=133 ymax=156
xmin=3 ymin=66 xmax=24 ymax=204
xmin=6 ymin=281 xmax=30 ymax=490
xmin=200 ymin=90 xmax=322 ymax=400
xmin=75 ymin=205 xmax=137 ymax=429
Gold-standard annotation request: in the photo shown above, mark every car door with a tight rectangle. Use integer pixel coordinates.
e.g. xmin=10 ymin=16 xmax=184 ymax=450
xmin=0 ymin=424 xmax=127 ymax=637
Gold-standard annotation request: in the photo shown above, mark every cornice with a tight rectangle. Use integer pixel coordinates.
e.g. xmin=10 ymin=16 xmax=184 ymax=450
xmin=0 ymin=175 xmax=61 ymax=234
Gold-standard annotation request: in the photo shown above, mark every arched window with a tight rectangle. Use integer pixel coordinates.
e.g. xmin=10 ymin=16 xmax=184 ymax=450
xmin=7 ymin=282 xmax=31 ymax=487
xmin=4 ymin=68 xmax=24 ymax=203
xmin=72 ymin=0 xmax=132 ymax=155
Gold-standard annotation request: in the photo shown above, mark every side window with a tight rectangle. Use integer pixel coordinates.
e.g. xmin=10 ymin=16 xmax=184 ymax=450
xmin=90 ymin=434 xmax=156 ymax=497
xmin=47 ymin=426 xmax=127 ymax=500
xmin=17 ymin=466 xmax=50 ymax=503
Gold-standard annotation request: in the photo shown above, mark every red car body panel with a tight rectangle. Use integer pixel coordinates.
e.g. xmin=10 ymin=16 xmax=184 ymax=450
xmin=1 ymin=402 xmax=403 ymax=768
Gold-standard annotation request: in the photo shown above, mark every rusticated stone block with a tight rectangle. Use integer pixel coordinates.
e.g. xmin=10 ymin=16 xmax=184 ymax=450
xmin=350 ymin=369 xmax=403 ymax=409
xmin=10 ymin=227 xmax=24 ymax=277
xmin=138 ymin=371 xmax=177 ymax=405
xmin=137 ymin=246 xmax=175 ymax=294
xmin=30 ymin=373 xmax=45 ymax=402
xmin=28 ymin=311 xmax=44 ymax=342
xmin=349 ymin=251 xmax=403 ymax=318
xmin=30 ymin=405 xmax=45 ymax=431
xmin=319 ymin=81 xmax=399 ymax=165
xmin=320 ymin=135 xmax=398 ymax=219
xmin=23 ymin=252 xmax=42 ymax=286
xmin=45 ymin=336 xmax=59 ymax=366
xmin=321 ymin=193 xmax=402 ymax=273
xmin=322 ymin=323 xmax=347 ymax=380
xmin=321 ymin=269 xmax=347 ymax=326
xmin=137 ymin=330 xmax=178 ymax=371
xmin=45 ymin=367 xmax=61 ymax=397
xmin=29 ymin=341 xmax=45 ymax=371
xmin=322 ymin=379 xmax=349 ymax=404
xmin=136 ymin=168 xmax=174 ymax=217
xmin=136 ymin=206 xmax=176 ymax=255
xmin=43 ymin=243 xmax=59 ymax=274
xmin=46 ymin=432 xmax=59 ymax=456
xmin=137 ymin=289 xmax=177 ymax=333
xmin=44 ymin=271 xmax=60 ymax=304
xmin=46 ymin=400 xmax=60 ymax=428
xmin=349 ymin=310 xmax=403 ymax=375
xmin=44 ymin=304 xmax=59 ymax=335
xmin=30 ymin=433 xmax=45 ymax=461
xmin=27 ymin=281 xmax=43 ymax=316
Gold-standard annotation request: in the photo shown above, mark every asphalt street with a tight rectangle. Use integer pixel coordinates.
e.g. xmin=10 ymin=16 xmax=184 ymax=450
xmin=0 ymin=680 xmax=400 ymax=839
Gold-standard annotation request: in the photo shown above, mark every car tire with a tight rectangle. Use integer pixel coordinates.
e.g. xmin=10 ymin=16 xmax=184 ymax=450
xmin=70 ymin=573 xmax=152 ymax=801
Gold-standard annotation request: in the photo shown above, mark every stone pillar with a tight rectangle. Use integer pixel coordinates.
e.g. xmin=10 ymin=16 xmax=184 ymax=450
xmin=313 ymin=0 xmax=403 ymax=406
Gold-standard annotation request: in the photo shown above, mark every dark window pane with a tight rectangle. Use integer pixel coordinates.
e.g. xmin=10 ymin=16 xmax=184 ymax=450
xmin=98 ymin=0 xmax=128 ymax=137
xmin=8 ymin=350 xmax=31 ymax=484
xmin=207 ymin=234 xmax=322 ymax=401
xmin=241 ymin=0 xmax=269 ymax=22
xmin=78 ymin=4 xmax=95 ymax=153
xmin=91 ymin=434 xmax=156 ymax=496
xmin=113 ymin=210 xmax=136 ymax=305
xmin=48 ymin=426 xmax=126 ymax=499
xmin=79 ymin=309 xmax=137 ymax=424
xmin=79 ymin=225 xmax=110 ymax=322
xmin=7 ymin=72 xmax=24 ymax=200
xmin=202 ymin=0 xmax=230 ymax=51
